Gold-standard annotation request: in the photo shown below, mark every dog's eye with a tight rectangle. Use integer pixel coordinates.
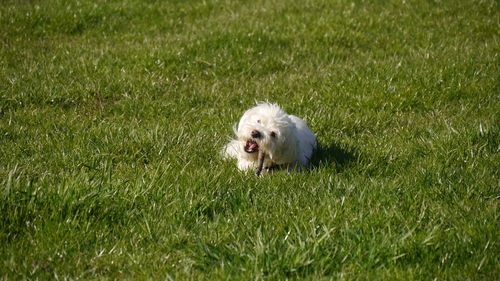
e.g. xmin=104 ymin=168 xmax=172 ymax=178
xmin=270 ymin=131 xmax=276 ymax=138
xmin=257 ymin=120 xmax=261 ymax=123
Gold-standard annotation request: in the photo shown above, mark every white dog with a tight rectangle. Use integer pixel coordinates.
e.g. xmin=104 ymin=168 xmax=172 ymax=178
xmin=223 ymin=102 xmax=316 ymax=175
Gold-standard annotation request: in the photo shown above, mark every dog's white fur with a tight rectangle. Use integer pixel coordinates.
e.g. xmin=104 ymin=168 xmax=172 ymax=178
xmin=223 ymin=102 xmax=316 ymax=172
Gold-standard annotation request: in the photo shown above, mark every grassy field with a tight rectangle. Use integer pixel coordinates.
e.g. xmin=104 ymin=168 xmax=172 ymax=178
xmin=1 ymin=0 xmax=498 ymax=279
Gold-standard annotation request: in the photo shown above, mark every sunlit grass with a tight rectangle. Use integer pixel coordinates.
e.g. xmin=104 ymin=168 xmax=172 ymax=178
xmin=0 ymin=0 xmax=498 ymax=279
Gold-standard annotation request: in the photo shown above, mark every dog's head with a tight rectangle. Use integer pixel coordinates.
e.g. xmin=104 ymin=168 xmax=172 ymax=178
xmin=235 ymin=103 xmax=296 ymax=161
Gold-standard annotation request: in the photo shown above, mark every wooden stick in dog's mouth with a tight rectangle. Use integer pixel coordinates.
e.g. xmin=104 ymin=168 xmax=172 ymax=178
xmin=255 ymin=150 xmax=266 ymax=176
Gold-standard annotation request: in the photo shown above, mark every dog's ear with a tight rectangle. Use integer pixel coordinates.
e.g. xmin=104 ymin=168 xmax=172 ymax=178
xmin=232 ymin=123 xmax=238 ymax=135
xmin=272 ymin=128 xmax=299 ymax=162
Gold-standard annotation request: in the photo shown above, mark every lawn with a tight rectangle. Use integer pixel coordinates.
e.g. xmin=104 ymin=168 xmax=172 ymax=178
xmin=0 ymin=0 xmax=498 ymax=279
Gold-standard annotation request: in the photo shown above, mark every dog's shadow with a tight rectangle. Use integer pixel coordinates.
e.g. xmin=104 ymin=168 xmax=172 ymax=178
xmin=309 ymin=142 xmax=357 ymax=172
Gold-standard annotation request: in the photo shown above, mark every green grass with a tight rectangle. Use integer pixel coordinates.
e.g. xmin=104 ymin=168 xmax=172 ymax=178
xmin=1 ymin=0 xmax=498 ymax=279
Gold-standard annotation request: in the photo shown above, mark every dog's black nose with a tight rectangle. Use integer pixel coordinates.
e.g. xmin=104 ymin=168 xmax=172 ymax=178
xmin=251 ymin=130 xmax=262 ymax=139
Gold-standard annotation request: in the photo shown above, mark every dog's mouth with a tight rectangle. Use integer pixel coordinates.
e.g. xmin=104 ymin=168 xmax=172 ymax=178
xmin=244 ymin=140 xmax=259 ymax=153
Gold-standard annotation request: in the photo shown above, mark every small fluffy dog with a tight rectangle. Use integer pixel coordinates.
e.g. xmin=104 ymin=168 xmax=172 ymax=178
xmin=223 ymin=102 xmax=316 ymax=175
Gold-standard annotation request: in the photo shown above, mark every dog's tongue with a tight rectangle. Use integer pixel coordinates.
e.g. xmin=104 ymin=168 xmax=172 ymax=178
xmin=244 ymin=140 xmax=259 ymax=153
